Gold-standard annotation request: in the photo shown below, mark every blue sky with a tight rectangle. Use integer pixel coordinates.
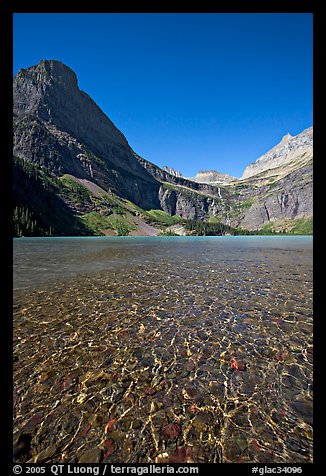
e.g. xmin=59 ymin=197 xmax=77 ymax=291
xmin=13 ymin=13 xmax=313 ymax=178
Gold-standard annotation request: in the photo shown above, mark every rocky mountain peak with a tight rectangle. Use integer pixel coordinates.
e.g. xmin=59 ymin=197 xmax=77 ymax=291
xmin=14 ymin=60 xmax=79 ymax=119
xmin=14 ymin=60 xmax=141 ymax=171
xmin=280 ymin=132 xmax=292 ymax=143
xmin=241 ymin=127 xmax=313 ymax=179
xmin=19 ymin=59 xmax=78 ymax=85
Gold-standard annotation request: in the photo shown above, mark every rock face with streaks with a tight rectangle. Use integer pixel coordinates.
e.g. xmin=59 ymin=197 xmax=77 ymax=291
xmin=235 ymin=164 xmax=313 ymax=230
xmin=162 ymin=166 xmax=183 ymax=178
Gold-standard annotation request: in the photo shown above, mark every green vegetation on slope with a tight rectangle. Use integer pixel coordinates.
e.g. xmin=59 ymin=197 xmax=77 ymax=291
xmin=261 ymin=217 xmax=313 ymax=235
xmin=57 ymin=175 xmax=92 ymax=204
xmin=13 ymin=157 xmax=93 ymax=236
xmin=80 ymin=211 xmax=135 ymax=236
xmin=13 ymin=158 xmax=142 ymax=237
xmin=79 ymin=212 xmax=113 ymax=235
xmin=182 ymin=218 xmax=313 ymax=236
xmin=145 ymin=209 xmax=183 ymax=227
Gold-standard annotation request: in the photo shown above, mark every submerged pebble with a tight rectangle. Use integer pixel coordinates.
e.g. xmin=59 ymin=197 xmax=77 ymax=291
xmin=162 ymin=423 xmax=181 ymax=440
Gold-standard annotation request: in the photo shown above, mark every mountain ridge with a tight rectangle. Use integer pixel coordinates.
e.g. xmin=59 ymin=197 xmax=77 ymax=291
xmin=13 ymin=60 xmax=313 ymax=236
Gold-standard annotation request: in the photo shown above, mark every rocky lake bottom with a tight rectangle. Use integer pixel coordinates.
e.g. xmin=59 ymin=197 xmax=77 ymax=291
xmin=13 ymin=237 xmax=313 ymax=464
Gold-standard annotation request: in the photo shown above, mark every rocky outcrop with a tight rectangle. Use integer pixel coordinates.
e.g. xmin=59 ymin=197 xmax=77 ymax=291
xmin=13 ymin=60 xmax=230 ymax=215
xmin=159 ymin=188 xmax=177 ymax=215
xmin=162 ymin=166 xmax=183 ymax=178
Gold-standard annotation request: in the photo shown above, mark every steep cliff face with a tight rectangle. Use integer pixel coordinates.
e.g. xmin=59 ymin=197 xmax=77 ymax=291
xmin=231 ymin=163 xmax=313 ymax=230
xmin=158 ymin=186 xmax=223 ymax=221
xmin=14 ymin=60 xmax=161 ymax=210
xmin=14 ymin=61 xmax=133 ymax=168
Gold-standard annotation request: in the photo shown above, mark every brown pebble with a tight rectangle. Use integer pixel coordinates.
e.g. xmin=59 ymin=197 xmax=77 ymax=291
xmin=101 ymin=439 xmax=115 ymax=459
xmin=79 ymin=447 xmax=102 ymax=463
xmin=35 ymin=444 xmax=58 ymax=463
xmin=90 ymin=414 xmax=103 ymax=427
xmin=162 ymin=422 xmax=181 ymax=440
xmin=169 ymin=446 xmax=198 ymax=463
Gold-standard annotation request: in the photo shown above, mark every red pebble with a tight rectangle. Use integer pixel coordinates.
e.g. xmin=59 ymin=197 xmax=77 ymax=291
xmin=144 ymin=385 xmax=156 ymax=396
xmin=162 ymin=422 xmax=181 ymax=440
xmin=251 ymin=439 xmax=262 ymax=451
xmin=80 ymin=424 xmax=91 ymax=437
xmin=169 ymin=446 xmax=197 ymax=463
xmin=104 ymin=417 xmax=116 ymax=434
xmin=101 ymin=438 xmax=115 ymax=459
xmin=230 ymin=356 xmax=246 ymax=371
xmin=189 ymin=404 xmax=198 ymax=414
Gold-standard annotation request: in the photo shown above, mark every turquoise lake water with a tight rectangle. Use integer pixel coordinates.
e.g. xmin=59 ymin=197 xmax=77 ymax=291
xmin=13 ymin=235 xmax=312 ymax=289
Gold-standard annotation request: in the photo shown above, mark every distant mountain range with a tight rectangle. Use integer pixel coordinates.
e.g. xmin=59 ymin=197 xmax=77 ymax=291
xmin=13 ymin=60 xmax=313 ymax=236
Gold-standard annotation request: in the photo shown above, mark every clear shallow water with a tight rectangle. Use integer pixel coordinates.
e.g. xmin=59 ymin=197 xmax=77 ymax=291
xmin=13 ymin=236 xmax=313 ymax=463
xmin=13 ymin=236 xmax=312 ymax=289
